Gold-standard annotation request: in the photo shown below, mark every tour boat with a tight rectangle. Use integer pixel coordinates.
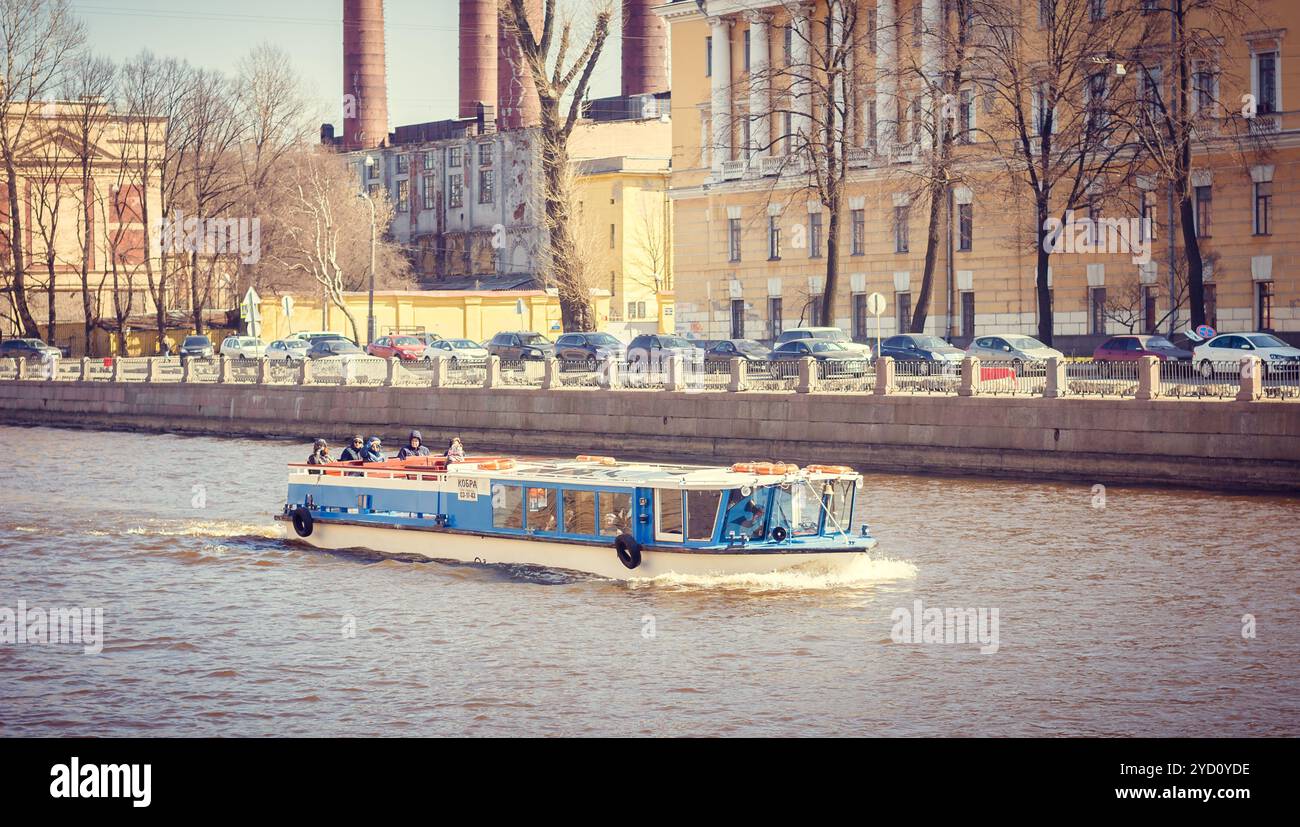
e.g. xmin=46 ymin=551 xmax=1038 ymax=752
xmin=276 ymin=454 xmax=877 ymax=580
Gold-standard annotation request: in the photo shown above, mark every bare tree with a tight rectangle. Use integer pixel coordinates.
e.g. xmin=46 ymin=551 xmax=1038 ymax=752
xmin=502 ymin=0 xmax=612 ymax=331
xmin=0 ymin=0 xmax=85 ymax=337
xmin=26 ymin=103 xmax=76 ymax=344
xmin=971 ymin=0 xmax=1143 ymax=345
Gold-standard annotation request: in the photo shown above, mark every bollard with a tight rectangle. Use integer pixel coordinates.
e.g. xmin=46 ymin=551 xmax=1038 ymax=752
xmin=298 ymin=358 xmax=311 ymax=385
xmin=1135 ymin=355 xmax=1159 ymax=401
xmin=145 ymin=357 xmax=158 ymax=383
xmin=959 ymin=356 xmax=980 ymax=397
xmin=216 ymin=355 xmax=231 ymax=384
xmin=599 ymin=356 xmax=621 ymax=390
xmin=796 ymin=356 xmax=816 ymax=394
xmin=542 ymin=357 xmax=561 ymax=390
xmin=80 ymin=357 xmax=91 ymax=382
xmin=110 ymin=357 xmax=123 ymax=382
xmin=1236 ymin=356 xmax=1262 ymax=402
xmin=384 ymin=356 xmax=399 ymax=387
xmin=181 ymin=357 xmax=193 ymax=383
xmin=257 ymin=357 xmax=270 ymax=385
xmin=665 ymin=355 xmax=685 ymax=392
xmin=15 ymin=357 xmax=27 ymax=381
xmin=1044 ymin=357 xmax=1067 ymax=398
xmin=430 ymin=357 xmax=447 ymax=388
xmin=728 ymin=357 xmax=747 ymax=392
xmin=483 ymin=355 xmax=501 ymax=388
xmin=874 ymin=356 xmax=894 ymax=395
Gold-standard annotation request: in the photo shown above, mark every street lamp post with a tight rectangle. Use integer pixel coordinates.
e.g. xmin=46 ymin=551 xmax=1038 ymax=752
xmin=357 ymin=186 xmax=377 ymax=346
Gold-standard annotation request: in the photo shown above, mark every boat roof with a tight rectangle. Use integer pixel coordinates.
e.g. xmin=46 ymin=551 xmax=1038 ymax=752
xmin=289 ymin=456 xmax=859 ymax=490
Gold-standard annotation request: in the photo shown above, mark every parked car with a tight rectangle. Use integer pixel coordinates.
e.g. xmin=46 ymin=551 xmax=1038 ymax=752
xmin=703 ymin=339 xmax=772 ymax=373
xmin=306 ymin=339 xmax=366 ymax=360
xmin=966 ymin=334 xmax=1064 ymax=368
xmin=1093 ymin=334 xmax=1192 ymax=363
xmin=555 ymin=332 xmax=626 ymax=369
xmin=367 ymin=335 xmax=427 ymax=360
xmin=0 ymin=337 xmax=61 ymax=362
xmin=424 ymin=338 xmax=489 ymax=364
xmin=219 ymin=336 xmax=266 ymax=360
xmin=1192 ymin=332 xmax=1300 ymax=378
xmin=178 ymin=335 xmax=215 ymax=359
xmin=768 ymin=340 xmax=869 ymax=376
xmin=774 ymin=326 xmax=874 ymax=357
xmin=487 ymin=331 xmax=555 ymax=361
xmin=874 ymin=334 xmax=965 ymax=370
xmin=289 ymin=331 xmax=354 ymax=346
xmin=626 ymin=333 xmax=703 ymax=370
xmin=266 ymin=339 xmax=311 ymax=362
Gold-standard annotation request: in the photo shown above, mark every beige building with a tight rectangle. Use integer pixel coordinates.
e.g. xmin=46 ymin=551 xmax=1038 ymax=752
xmin=657 ymin=0 xmax=1300 ymax=350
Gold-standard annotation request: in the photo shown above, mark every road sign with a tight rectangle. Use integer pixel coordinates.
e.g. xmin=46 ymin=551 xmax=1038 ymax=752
xmin=241 ymin=287 xmax=262 ymax=337
xmin=1195 ymin=324 xmax=1217 ymax=339
xmin=515 ymin=298 xmax=526 ymax=316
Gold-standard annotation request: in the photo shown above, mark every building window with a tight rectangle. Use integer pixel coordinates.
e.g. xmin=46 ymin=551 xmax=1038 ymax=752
xmin=1255 ymin=51 xmax=1278 ymax=115
xmin=1089 ymin=287 xmax=1107 ymax=335
xmin=1089 ymin=0 xmax=1106 ymax=21
xmin=422 ymin=174 xmax=436 ymax=209
xmin=728 ymin=218 xmax=741 ymax=262
xmin=396 ymin=179 xmax=409 ymax=212
xmin=894 ymin=205 xmax=910 ymax=253
xmin=961 ymin=291 xmax=975 ymax=339
xmin=1257 ymin=281 xmax=1274 ymax=330
xmin=851 ymin=209 xmax=864 ymax=255
xmin=809 ymin=212 xmax=823 ymax=258
xmin=447 ymin=146 xmax=462 ymax=168
xmin=784 ymin=26 xmax=792 ymax=66
xmin=1193 ymin=65 xmax=1215 ymax=113
xmin=958 ymin=203 xmax=973 ymax=251
xmin=448 ymin=174 xmax=463 ymax=207
xmin=478 ymin=169 xmax=495 ymax=204
xmin=958 ymin=89 xmax=974 ymax=143
xmin=1143 ymin=286 xmax=1158 ymax=335
xmin=743 ymin=29 xmax=751 ymax=71
xmin=1254 ymin=181 xmax=1272 ymax=235
xmin=610 ymin=223 xmax=617 ymax=250
xmin=478 ymin=143 xmax=492 ymax=166
xmin=1087 ymin=72 xmax=1108 ymax=132
xmin=730 ymin=299 xmax=745 ymax=339
xmin=423 ymin=150 xmax=436 ymax=169
xmin=896 ymin=292 xmax=912 ymax=333
xmin=868 ymin=9 xmax=877 ymax=54
xmin=706 ymin=36 xmax=712 ymax=76
xmin=1204 ymin=283 xmax=1217 ymax=328
xmin=768 ymin=297 xmax=783 ymax=339
xmin=368 ymin=183 xmax=382 ymax=199
xmin=1142 ymin=66 xmax=1163 ymax=124
xmin=866 ymin=100 xmax=877 ymax=151
xmin=852 ymin=293 xmax=868 ymax=341
xmin=768 ymin=216 xmax=781 ymax=260
xmin=912 ymin=4 xmax=922 ymax=47
xmin=396 ymin=154 xmax=410 ymax=174
xmin=1140 ymin=192 xmax=1156 ymax=243
xmin=1194 ymin=185 xmax=1212 ymax=238
xmin=1039 ymin=0 xmax=1052 ymax=27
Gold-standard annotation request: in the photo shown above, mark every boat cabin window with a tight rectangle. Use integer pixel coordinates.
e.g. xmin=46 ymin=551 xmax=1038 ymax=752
xmin=599 ymin=491 xmax=633 ymax=537
xmin=491 ymin=483 xmax=524 ymax=529
xmin=526 ymin=487 xmax=558 ymax=532
xmin=563 ymin=489 xmax=596 ymax=534
xmin=769 ymin=485 xmax=821 ymax=537
xmin=824 ymin=479 xmax=855 ymax=534
xmin=723 ymin=488 xmax=768 ymax=540
xmin=655 ymin=489 xmax=723 ymax=543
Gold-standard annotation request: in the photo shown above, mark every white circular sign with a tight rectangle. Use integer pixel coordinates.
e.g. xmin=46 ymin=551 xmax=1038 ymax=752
xmin=866 ymin=292 xmax=887 ymax=316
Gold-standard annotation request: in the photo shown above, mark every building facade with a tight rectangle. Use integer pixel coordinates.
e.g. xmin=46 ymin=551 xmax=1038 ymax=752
xmin=657 ymin=0 xmax=1299 ymax=350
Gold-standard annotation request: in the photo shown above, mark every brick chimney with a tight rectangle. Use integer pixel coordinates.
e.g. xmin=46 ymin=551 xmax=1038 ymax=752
xmin=343 ymin=0 xmax=389 ymax=150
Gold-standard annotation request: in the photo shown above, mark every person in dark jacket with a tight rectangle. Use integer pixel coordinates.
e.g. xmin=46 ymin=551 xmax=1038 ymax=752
xmin=397 ymin=429 xmax=430 ymax=460
xmin=445 ymin=437 xmax=465 ymax=463
xmin=307 ymin=438 xmax=332 ymax=465
xmin=360 ymin=436 xmax=386 ymax=463
xmin=339 ymin=434 xmax=366 ymax=462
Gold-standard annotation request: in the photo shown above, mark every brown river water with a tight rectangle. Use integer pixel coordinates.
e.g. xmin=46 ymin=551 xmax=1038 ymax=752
xmin=0 ymin=424 xmax=1296 ymax=736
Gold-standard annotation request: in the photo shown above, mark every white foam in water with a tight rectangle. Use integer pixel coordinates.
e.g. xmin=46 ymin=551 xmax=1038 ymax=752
xmin=630 ymin=555 xmax=918 ymax=592
xmin=123 ymin=521 xmax=285 ymax=540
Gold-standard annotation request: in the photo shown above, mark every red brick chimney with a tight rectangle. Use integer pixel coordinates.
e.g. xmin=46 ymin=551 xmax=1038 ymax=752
xmin=622 ymin=0 xmax=668 ymax=97
xmin=497 ymin=0 xmax=541 ymax=130
xmin=343 ymin=0 xmax=389 ymax=150
xmin=460 ymin=0 xmax=498 ymax=120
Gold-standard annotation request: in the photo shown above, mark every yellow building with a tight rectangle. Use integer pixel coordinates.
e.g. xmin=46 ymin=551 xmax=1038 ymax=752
xmin=658 ymin=0 xmax=1300 ymax=350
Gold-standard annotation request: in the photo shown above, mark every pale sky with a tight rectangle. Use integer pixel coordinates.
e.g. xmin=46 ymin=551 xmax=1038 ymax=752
xmin=74 ymin=0 xmax=626 ymax=131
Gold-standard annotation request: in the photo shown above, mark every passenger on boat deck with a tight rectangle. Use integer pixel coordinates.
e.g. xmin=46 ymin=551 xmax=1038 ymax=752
xmin=360 ymin=436 xmax=386 ymax=463
xmin=339 ymin=434 xmax=366 ymax=462
xmin=445 ymin=437 xmax=465 ymax=463
xmin=397 ymin=429 xmax=430 ymax=460
xmin=307 ymin=438 xmax=332 ymax=465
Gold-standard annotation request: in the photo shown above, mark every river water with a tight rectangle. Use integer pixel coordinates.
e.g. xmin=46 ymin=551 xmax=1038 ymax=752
xmin=0 ymin=424 xmax=1295 ymax=737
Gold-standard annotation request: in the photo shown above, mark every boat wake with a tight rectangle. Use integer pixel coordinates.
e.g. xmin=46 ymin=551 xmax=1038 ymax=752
xmin=629 ymin=555 xmax=918 ymax=592
xmin=121 ymin=520 xmax=285 ymax=540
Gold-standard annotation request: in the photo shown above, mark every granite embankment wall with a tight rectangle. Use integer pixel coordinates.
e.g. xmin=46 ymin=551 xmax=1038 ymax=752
xmin=1 ymin=380 xmax=1297 ymax=492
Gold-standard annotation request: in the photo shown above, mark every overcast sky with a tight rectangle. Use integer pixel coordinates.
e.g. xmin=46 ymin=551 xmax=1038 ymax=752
xmin=75 ymin=0 xmax=627 ymax=130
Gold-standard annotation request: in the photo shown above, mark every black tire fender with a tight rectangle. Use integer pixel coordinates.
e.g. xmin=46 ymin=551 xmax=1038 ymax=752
xmin=292 ymin=506 xmax=314 ymax=538
xmin=614 ymin=533 xmax=642 ymax=570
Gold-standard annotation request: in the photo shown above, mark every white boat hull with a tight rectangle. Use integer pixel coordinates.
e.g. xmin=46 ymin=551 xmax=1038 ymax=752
xmin=286 ymin=518 xmax=872 ymax=581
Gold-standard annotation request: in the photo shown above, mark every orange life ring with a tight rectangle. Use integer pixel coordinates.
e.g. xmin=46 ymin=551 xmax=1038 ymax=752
xmin=730 ymin=462 xmax=758 ymax=473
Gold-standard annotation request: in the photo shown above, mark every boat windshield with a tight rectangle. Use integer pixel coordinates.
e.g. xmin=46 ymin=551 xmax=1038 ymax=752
xmin=770 ymin=485 xmax=821 ymax=537
xmin=722 ymin=488 xmax=769 ymax=541
xmin=824 ymin=479 xmax=855 ymax=534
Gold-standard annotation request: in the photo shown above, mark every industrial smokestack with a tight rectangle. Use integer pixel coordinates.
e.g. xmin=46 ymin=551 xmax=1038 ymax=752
xmin=343 ymin=0 xmax=389 ymax=150
xmin=497 ymin=0 xmax=541 ymax=130
xmin=622 ymin=0 xmax=668 ymax=97
xmin=460 ymin=0 xmax=498 ymax=120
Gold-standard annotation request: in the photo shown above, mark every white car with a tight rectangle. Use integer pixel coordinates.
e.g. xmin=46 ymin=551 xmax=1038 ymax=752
xmin=220 ymin=336 xmax=266 ymax=359
xmin=425 ymin=338 xmax=490 ymax=364
xmin=966 ymin=333 xmax=1064 ymax=367
xmin=774 ymin=326 xmax=874 ymax=356
xmin=1192 ymin=332 xmax=1300 ymax=378
xmin=266 ymin=338 xmax=311 ymax=362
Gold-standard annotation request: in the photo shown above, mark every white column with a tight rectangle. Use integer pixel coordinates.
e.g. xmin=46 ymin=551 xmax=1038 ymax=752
xmin=875 ymin=0 xmax=897 ymax=153
xmin=747 ymin=11 xmax=771 ymax=159
xmin=709 ymin=15 xmax=733 ymax=171
xmin=790 ymin=3 xmax=813 ymax=148
xmin=920 ymin=0 xmax=942 ymax=150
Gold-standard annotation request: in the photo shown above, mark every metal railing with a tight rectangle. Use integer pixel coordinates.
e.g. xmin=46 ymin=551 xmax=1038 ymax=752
xmin=1064 ymin=359 xmax=1140 ymax=397
xmin=979 ymin=360 xmax=1048 ymax=396
xmin=1157 ymin=359 xmax=1241 ymax=400
xmin=892 ymin=359 xmax=960 ymax=395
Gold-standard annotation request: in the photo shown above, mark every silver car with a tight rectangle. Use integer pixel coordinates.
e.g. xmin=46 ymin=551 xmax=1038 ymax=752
xmin=967 ymin=333 xmax=1064 ymax=368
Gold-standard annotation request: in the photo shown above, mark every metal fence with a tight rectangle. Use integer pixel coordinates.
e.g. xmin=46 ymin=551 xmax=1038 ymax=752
xmin=1064 ymin=360 xmax=1140 ymax=397
xmin=892 ymin=359 xmax=960 ymax=395
xmin=1157 ymin=359 xmax=1241 ymax=399
xmin=978 ymin=360 xmax=1048 ymax=396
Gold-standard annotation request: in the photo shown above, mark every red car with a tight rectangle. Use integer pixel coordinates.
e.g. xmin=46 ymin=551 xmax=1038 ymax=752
xmin=1093 ymin=334 xmax=1193 ymax=362
xmin=366 ymin=335 xmax=427 ymax=360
